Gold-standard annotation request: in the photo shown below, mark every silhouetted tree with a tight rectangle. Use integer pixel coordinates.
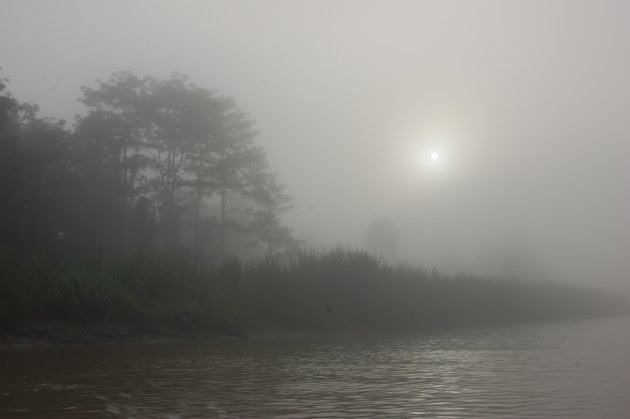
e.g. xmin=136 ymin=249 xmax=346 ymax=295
xmin=1 ymin=69 xmax=296 ymax=263
xmin=77 ymin=72 xmax=150 ymax=259
xmin=247 ymin=172 xmax=296 ymax=256
xmin=0 ymin=73 xmax=77 ymax=255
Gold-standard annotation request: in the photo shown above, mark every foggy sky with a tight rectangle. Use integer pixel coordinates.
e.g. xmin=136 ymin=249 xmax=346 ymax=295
xmin=2 ymin=0 xmax=629 ymax=289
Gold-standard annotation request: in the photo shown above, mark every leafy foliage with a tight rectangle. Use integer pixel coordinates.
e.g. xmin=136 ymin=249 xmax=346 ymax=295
xmin=0 ymin=70 xmax=296 ymax=262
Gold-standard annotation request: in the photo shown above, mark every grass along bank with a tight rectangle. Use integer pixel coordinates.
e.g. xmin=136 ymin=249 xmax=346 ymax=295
xmin=1 ymin=248 xmax=627 ymax=342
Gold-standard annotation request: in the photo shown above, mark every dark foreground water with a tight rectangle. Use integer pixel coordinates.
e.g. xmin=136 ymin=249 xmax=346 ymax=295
xmin=2 ymin=317 xmax=630 ymax=418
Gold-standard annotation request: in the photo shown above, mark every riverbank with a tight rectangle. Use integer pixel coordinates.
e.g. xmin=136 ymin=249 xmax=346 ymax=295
xmin=0 ymin=319 xmax=339 ymax=348
xmin=0 ymin=320 xmax=238 ymax=349
xmin=4 ymin=315 xmax=628 ymax=349
xmin=2 ymin=249 xmax=628 ymax=348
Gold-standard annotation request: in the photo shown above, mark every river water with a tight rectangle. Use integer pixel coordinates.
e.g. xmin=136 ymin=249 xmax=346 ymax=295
xmin=1 ymin=316 xmax=630 ymax=418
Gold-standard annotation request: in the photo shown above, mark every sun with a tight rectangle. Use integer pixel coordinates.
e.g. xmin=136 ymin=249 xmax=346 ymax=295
xmin=410 ymin=138 xmax=448 ymax=170
xmin=412 ymin=147 xmax=443 ymax=168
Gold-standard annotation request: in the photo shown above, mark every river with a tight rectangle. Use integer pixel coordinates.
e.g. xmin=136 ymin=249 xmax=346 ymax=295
xmin=1 ymin=316 xmax=629 ymax=418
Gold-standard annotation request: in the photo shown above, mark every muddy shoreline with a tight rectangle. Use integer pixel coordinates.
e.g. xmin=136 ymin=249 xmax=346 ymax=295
xmin=0 ymin=320 xmax=255 ymax=349
xmin=4 ymin=315 xmax=623 ymax=349
xmin=0 ymin=320 xmax=383 ymax=349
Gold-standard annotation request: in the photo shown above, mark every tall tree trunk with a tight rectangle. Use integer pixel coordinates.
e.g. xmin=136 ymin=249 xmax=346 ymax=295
xmin=219 ymin=186 xmax=226 ymax=260
xmin=121 ymin=148 xmax=129 ymax=261
xmin=193 ymin=158 xmax=203 ymax=250
xmin=193 ymin=183 xmax=202 ymax=250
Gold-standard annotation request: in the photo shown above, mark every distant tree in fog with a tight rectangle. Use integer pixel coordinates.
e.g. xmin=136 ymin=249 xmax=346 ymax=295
xmin=248 ymin=173 xmax=297 ymax=256
xmin=491 ymin=231 xmax=545 ymax=280
xmin=365 ymin=216 xmax=399 ymax=259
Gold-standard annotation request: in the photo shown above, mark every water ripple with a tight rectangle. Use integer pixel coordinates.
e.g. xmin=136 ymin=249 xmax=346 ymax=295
xmin=1 ymin=317 xmax=630 ymax=417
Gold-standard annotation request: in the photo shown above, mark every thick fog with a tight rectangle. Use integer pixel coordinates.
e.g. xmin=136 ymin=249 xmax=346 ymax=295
xmin=2 ymin=0 xmax=629 ymax=289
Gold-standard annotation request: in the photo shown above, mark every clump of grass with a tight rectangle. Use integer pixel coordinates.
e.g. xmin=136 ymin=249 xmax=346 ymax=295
xmin=0 ymin=253 xmax=126 ymax=320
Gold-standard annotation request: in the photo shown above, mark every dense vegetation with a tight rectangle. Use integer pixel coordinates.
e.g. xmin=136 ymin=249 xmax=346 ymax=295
xmin=0 ymin=70 xmax=296 ymax=265
xmin=1 ymin=248 xmax=626 ymax=332
xmin=0 ymin=70 xmax=626 ymax=334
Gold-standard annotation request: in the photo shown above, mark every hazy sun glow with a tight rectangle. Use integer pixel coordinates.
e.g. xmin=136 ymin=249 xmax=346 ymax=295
xmin=411 ymin=143 xmax=446 ymax=170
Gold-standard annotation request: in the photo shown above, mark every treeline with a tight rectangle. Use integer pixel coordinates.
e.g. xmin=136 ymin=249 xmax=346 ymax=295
xmin=0 ymin=70 xmax=297 ymax=263
xmin=0 ymin=248 xmax=626 ymax=330
xmin=1 ymin=70 xmax=627 ymax=332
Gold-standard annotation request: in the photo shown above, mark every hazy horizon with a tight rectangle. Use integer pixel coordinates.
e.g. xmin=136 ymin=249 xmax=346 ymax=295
xmin=2 ymin=0 xmax=629 ymax=290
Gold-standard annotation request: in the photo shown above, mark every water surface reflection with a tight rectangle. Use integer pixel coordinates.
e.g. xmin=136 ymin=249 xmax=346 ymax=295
xmin=2 ymin=317 xmax=630 ymax=417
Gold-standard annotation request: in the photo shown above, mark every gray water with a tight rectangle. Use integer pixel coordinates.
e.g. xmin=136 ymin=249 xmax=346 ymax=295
xmin=2 ymin=317 xmax=630 ymax=418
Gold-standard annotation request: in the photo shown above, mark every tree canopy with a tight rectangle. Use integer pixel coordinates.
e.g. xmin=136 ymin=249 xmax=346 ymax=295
xmin=0 ymin=70 xmax=297 ymax=262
